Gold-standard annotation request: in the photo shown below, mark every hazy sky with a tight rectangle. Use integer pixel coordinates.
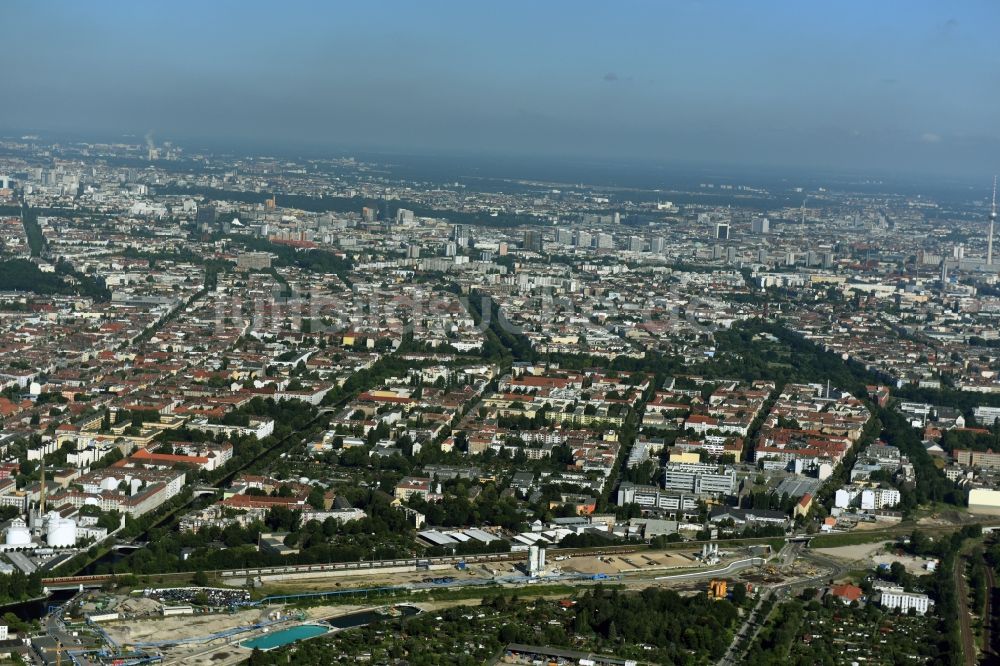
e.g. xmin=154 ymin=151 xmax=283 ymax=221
xmin=6 ymin=1 xmax=1000 ymax=176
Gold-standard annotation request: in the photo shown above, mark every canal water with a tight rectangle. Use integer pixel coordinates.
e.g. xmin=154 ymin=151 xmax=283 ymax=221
xmin=241 ymin=624 xmax=329 ymax=650
xmin=326 ymin=604 xmax=421 ymax=630
xmin=78 ymin=550 xmax=126 ymax=576
xmin=241 ymin=606 xmax=422 ymax=651
xmin=1 ymin=588 xmax=77 ymax=622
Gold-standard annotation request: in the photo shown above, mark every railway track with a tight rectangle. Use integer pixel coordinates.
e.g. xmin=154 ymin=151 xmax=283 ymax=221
xmin=44 ymin=520 xmax=1000 ymax=589
xmin=956 ymin=551 xmax=977 ymax=666
xmin=42 ymin=545 xmax=643 ymax=587
xmin=985 ymin=562 xmax=996 ymax=662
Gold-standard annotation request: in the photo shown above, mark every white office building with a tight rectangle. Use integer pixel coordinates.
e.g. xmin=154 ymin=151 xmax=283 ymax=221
xmin=874 ymin=582 xmax=934 ymax=615
xmin=974 ymin=406 xmax=1000 ymax=426
xmin=860 ymin=488 xmax=901 ymax=510
xmin=836 ymin=486 xmax=901 ymax=511
xmin=663 ymin=464 xmax=736 ymax=495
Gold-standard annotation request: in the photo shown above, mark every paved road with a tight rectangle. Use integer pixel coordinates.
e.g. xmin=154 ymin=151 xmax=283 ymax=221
xmin=718 ymin=589 xmax=772 ymax=666
xmin=716 ymin=547 xmax=851 ymax=666
xmin=779 ymin=542 xmax=802 ymax=567
xmin=654 ymin=558 xmax=767 ymax=582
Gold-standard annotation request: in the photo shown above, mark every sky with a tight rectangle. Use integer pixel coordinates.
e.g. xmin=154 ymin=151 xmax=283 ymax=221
xmin=5 ymin=1 xmax=1000 ymax=178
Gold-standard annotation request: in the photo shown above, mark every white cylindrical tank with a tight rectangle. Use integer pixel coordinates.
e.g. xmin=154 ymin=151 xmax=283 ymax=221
xmin=5 ymin=519 xmax=31 ymax=547
xmin=46 ymin=515 xmax=77 ymax=548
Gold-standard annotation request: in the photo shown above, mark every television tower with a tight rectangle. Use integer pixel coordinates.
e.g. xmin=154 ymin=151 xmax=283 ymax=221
xmin=989 ymin=176 xmax=997 ymax=267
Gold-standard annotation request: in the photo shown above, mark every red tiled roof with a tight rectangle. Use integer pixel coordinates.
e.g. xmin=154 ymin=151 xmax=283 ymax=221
xmin=829 ymin=584 xmax=863 ymax=602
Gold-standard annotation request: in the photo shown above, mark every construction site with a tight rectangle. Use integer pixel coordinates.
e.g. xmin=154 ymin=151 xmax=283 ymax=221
xmin=26 ymin=542 xmax=811 ymax=665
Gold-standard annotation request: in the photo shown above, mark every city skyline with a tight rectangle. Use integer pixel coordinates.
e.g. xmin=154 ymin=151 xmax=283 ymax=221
xmin=5 ymin=0 xmax=1000 ymax=177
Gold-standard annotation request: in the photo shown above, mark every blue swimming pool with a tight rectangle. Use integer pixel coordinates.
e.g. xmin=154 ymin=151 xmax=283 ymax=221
xmin=241 ymin=624 xmax=329 ymax=650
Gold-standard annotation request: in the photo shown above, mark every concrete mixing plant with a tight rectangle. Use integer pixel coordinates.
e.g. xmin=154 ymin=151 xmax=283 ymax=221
xmin=527 ymin=545 xmax=546 ymax=578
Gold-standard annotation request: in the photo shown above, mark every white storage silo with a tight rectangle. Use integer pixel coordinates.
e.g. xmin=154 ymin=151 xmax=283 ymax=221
xmin=46 ymin=514 xmax=77 ymax=548
xmin=5 ymin=518 xmax=31 ymax=547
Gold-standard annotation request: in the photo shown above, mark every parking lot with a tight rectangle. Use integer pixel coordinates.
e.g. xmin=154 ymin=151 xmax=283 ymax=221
xmin=147 ymin=586 xmax=251 ymax=607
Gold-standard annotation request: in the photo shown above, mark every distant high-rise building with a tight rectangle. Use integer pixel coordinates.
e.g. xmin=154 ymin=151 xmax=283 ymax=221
xmin=715 ymin=223 xmax=730 ymax=241
xmin=574 ymin=230 xmax=592 ymax=248
xmin=613 ymin=211 xmax=621 ymax=225
xmin=498 ymin=242 xmax=508 ymax=256
xmin=196 ymin=205 xmax=217 ymax=226
xmin=650 ymin=237 xmax=666 ymax=253
xmin=444 ymin=241 xmax=457 ymax=257
xmin=523 ymin=230 xmax=543 ymax=253
xmin=556 ymin=228 xmax=573 ymax=245
xmin=712 ymin=245 xmax=724 ymax=260
xmin=628 ymin=236 xmax=644 ymax=252
xmin=757 ymin=248 xmax=768 ymax=263
xmin=396 ymin=208 xmax=415 ymax=225
xmin=362 ymin=206 xmax=377 ymax=223
xmin=822 ymin=252 xmax=834 ymax=269
xmin=596 ymin=233 xmax=614 ymax=249
xmin=407 ymin=245 xmax=421 ymax=259
xmin=726 ymin=246 xmax=737 ymax=263
xmin=751 ymin=217 xmax=770 ymax=234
